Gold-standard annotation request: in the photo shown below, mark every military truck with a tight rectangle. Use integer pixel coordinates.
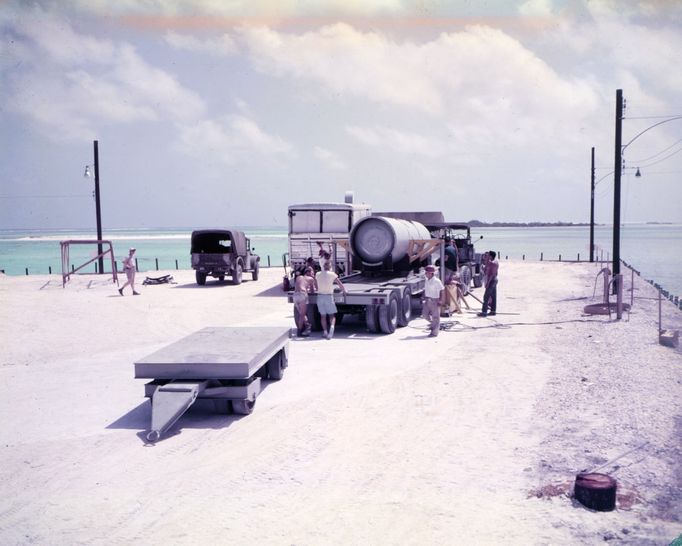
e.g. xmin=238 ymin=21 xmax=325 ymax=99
xmin=191 ymin=229 xmax=260 ymax=286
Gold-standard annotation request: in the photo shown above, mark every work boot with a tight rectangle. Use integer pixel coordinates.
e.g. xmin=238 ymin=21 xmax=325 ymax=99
xmin=329 ymin=325 xmax=335 ymax=339
xmin=133 ymin=291 xmax=140 ymax=296
xmin=118 ymin=288 xmax=124 ymax=296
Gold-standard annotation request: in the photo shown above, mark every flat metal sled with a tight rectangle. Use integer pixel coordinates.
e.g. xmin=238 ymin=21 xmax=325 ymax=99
xmin=134 ymin=326 xmax=290 ymax=442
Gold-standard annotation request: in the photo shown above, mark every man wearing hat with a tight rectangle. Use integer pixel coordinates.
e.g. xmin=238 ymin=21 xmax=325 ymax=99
xmin=423 ymin=264 xmax=445 ymax=337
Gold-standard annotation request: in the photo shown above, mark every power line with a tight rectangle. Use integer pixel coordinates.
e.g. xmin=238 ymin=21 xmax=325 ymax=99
xmin=0 ymin=194 xmax=91 ymax=199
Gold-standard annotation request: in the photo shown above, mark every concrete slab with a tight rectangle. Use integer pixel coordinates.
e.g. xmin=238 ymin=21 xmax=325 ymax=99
xmin=134 ymin=326 xmax=290 ymax=379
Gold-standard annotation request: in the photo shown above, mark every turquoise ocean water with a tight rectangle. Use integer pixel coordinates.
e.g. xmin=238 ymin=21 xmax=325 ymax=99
xmin=1 ymin=224 xmax=680 ymax=300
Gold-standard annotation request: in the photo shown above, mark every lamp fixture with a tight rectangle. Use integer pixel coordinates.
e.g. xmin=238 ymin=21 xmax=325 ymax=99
xmin=84 ymin=165 xmax=91 ymax=178
xmin=635 ymin=167 xmax=641 ymax=177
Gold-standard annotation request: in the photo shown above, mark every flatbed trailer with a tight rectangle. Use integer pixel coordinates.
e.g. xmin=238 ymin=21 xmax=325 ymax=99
xmin=289 ymin=271 xmax=426 ymax=334
xmin=134 ymin=326 xmax=290 ymax=442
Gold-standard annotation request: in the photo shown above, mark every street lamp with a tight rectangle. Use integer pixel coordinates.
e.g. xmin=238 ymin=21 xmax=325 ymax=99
xmin=611 ymin=89 xmax=681 ymax=317
xmin=84 ymin=140 xmax=104 ymax=274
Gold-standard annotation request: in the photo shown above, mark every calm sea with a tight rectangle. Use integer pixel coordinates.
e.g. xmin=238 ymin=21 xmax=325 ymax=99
xmin=1 ymin=224 xmax=680 ymax=300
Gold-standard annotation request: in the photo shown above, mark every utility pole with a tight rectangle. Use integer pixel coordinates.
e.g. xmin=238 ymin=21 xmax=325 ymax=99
xmin=612 ymin=90 xmax=623 ymax=287
xmin=94 ymin=140 xmax=104 ymax=274
xmin=590 ymin=146 xmax=595 ymax=263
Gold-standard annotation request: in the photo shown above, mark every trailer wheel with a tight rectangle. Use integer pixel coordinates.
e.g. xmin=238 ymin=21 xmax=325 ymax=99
xmin=252 ymin=261 xmax=259 ymax=281
xmin=365 ymin=305 xmax=379 ymax=333
xmin=232 ymin=262 xmax=243 ymax=285
xmin=196 ymin=271 xmax=207 ymax=285
xmin=378 ymin=293 xmax=399 ymax=334
xmin=267 ymin=348 xmax=287 ymax=380
xmin=398 ymin=287 xmax=412 ymax=327
xmin=231 ymin=399 xmax=255 ymax=415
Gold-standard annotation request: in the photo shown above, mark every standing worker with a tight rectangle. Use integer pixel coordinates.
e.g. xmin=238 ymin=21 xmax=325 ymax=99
xmin=443 ymin=237 xmax=459 ymax=284
xmin=293 ymin=266 xmax=315 ymax=337
xmin=423 ymin=264 xmax=445 ymax=337
xmin=478 ymin=251 xmax=498 ymax=316
xmin=314 ymin=261 xmax=347 ymax=339
xmin=118 ymin=247 xmax=140 ymax=296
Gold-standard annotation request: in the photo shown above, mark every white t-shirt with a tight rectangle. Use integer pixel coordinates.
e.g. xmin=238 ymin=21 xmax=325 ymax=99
xmin=315 ymin=270 xmax=337 ymax=294
xmin=424 ymin=275 xmax=444 ymax=298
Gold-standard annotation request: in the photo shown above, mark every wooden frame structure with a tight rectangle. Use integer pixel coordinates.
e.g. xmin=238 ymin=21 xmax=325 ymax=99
xmin=60 ymin=240 xmax=118 ymax=287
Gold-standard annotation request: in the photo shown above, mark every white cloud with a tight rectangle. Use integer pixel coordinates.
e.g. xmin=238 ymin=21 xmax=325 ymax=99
xmin=60 ymin=0 xmax=407 ymax=17
xmin=518 ymin=0 xmax=553 ymax=17
xmin=175 ymin=114 xmax=295 ymax=165
xmin=2 ymin=10 xmax=205 ymax=140
xmin=314 ymin=146 xmax=347 ymax=170
xmin=346 ymin=125 xmax=450 ymax=158
xmin=164 ymin=31 xmax=237 ymax=55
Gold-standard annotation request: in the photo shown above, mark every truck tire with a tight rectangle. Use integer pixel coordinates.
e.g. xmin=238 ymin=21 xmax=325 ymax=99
xmin=378 ymin=293 xmax=399 ymax=334
xmin=231 ymin=399 xmax=255 ymax=415
xmin=232 ymin=262 xmax=243 ymax=285
xmin=365 ymin=305 xmax=379 ymax=333
xmin=196 ymin=271 xmax=207 ymax=285
xmin=252 ymin=261 xmax=259 ymax=281
xmin=267 ymin=347 xmax=288 ymax=380
xmin=398 ymin=287 xmax=412 ymax=327
xmin=307 ymin=305 xmax=322 ymax=331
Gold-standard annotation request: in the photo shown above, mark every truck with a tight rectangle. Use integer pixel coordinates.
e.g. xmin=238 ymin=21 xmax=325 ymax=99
xmin=285 ymin=191 xmax=371 ymax=283
xmin=289 ymin=214 xmax=444 ymax=335
xmin=191 ymin=229 xmax=260 ymax=286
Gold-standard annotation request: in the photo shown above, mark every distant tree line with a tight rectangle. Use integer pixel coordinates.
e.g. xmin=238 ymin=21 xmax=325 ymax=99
xmin=467 ymin=220 xmax=593 ymax=227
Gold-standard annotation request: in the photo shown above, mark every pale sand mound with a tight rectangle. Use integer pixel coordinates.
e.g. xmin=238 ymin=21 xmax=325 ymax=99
xmin=0 ymin=262 xmax=680 ymax=545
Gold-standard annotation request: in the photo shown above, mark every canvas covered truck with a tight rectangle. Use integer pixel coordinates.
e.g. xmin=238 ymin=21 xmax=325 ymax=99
xmin=285 ymin=191 xmax=371 ymax=285
xmin=191 ymin=229 xmax=260 ymax=286
xmin=289 ymin=215 xmax=444 ymax=335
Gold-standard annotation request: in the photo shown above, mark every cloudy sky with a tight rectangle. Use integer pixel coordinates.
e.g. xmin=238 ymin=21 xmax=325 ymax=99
xmin=1 ymin=0 xmax=681 ymax=230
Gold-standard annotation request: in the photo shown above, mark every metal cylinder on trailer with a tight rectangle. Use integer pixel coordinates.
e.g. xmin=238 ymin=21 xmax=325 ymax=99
xmin=350 ymin=216 xmax=431 ymax=266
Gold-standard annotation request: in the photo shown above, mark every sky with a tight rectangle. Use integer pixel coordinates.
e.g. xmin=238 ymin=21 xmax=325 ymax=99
xmin=1 ymin=0 xmax=681 ymax=231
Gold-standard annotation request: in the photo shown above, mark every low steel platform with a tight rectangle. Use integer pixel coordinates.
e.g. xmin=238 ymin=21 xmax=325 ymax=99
xmin=134 ymin=326 xmax=290 ymax=442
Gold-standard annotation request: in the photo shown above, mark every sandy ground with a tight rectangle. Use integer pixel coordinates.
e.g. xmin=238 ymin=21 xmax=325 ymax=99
xmin=0 ymin=262 xmax=680 ymax=545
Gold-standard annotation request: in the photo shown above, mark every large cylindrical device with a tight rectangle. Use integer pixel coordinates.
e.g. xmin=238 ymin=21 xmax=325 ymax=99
xmin=350 ymin=216 xmax=431 ymax=266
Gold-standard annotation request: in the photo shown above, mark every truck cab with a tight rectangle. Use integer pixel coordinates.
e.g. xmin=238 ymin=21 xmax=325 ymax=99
xmin=191 ymin=229 xmax=260 ymax=285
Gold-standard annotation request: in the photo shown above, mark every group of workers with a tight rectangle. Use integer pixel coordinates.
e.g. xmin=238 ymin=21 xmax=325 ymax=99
xmin=292 ymin=238 xmax=499 ymax=339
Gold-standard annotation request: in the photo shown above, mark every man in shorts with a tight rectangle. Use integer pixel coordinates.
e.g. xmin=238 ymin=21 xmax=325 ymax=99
xmin=314 ymin=261 xmax=347 ymax=339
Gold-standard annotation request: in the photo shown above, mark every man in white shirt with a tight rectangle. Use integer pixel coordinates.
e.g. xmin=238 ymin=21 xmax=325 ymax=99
xmin=422 ymin=264 xmax=445 ymax=337
xmin=314 ymin=261 xmax=347 ymax=339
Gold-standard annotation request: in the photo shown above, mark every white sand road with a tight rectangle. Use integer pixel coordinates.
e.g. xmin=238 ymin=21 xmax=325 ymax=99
xmin=0 ymin=262 xmax=680 ymax=545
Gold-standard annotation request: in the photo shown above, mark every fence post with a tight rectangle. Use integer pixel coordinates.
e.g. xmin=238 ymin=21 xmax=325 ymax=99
xmin=577 ymin=253 xmax=580 ymax=262
xmin=522 ymin=254 xmax=525 ymax=261
xmin=175 ymin=259 xmax=178 ymax=270
xmin=155 ymin=258 xmax=159 ymax=271
xmin=49 ymin=266 xmax=52 ymax=274
xmin=25 ymin=268 xmax=29 ymax=275
xmin=559 ymin=254 xmax=562 ymax=262
xmin=540 ymin=252 xmax=543 ymax=261
xmin=135 ymin=258 xmax=139 ymax=271
xmin=267 ymin=256 xmax=271 ymax=267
